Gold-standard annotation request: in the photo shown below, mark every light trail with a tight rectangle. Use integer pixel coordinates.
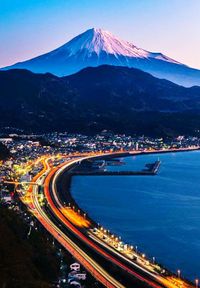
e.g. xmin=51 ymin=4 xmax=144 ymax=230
xmin=60 ymin=207 xmax=91 ymax=228
xmin=17 ymin=152 xmax=196 ymax=288
xmin=30 ymin=158 xmax=127 ymax=288
xmin=45 ymin=158 xmax=163 ymax=288
xmin=48 ymin=154 xmax=194 ymax=288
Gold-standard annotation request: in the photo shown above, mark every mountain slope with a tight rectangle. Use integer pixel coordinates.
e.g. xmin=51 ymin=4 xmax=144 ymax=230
xmin=1 ymin=65 xmax=200 ymax=136
xmin=2 ymin=28 xmax=200 ymax=87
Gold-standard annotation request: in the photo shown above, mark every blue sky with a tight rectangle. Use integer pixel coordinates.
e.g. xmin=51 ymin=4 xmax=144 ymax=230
xmin=1 ymin=0 xmax=200 ymax=68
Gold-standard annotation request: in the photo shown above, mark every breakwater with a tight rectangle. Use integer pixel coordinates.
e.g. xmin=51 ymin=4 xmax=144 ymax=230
xmin=69 ymin=160 xmax=161 ymax=176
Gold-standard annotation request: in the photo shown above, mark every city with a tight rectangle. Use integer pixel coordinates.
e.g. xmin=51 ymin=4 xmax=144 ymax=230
xmin=0 ymin=131 xmax=200 ymax=287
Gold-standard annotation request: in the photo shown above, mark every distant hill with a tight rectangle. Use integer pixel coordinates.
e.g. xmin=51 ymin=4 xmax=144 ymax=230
xmin=2 ymin=28 xmax=200 ymax=87
xmin=1 ymin=65 xmax=200 ymax=136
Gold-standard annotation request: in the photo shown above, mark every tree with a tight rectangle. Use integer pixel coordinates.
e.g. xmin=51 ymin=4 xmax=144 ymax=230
xmin=0 ymin=142 xmax=10 ymax=160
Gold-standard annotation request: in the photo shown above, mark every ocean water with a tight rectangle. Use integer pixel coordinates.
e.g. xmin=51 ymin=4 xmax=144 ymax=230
xmin=71 ymin=151 xmax=200 ymax=280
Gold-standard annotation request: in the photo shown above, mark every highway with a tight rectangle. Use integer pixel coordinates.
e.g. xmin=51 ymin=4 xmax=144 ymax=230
xmin=19 ymin=153 xmax=195 ymax=288
xmin=43 ymin=155 xmax=193 ymax=288
xmin=45 ymin=157 xmax=160 ymax=287
xmin=31 ymin=158 xmax=126 ymax=288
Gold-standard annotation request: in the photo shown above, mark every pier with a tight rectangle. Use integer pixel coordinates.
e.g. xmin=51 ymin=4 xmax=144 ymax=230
xmin=69 ymin=160 xmax=161 ymax=176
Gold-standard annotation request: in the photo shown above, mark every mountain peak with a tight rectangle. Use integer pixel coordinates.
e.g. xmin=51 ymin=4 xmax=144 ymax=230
xmin=89 ymin=27 xmax=117 ymax=38
xmin=90 ymin=27 xmax=108 ymax=33
xmin=63 ymin=27 xmax=146 ymax=57
xmin=3 ymin=27 xmax=199 ymax=87
xmin=60 ymin=28 xmax=181 ymax=64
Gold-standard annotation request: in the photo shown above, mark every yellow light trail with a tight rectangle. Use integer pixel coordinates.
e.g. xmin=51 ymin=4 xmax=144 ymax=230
xmin=60 ymin=207 xmax=91 ymax=228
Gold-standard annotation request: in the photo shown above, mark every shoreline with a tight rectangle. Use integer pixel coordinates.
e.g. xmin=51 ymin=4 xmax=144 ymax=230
xmin=56 ymin=147 xmax=199 ymax=283
xmin=63 ymin=146 xmax=200 ymax=212
xmin=63 ymin=146 xmax=200 ymax=224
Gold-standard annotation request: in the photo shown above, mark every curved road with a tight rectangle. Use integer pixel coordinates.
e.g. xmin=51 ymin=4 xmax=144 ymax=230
xmin=42 ymin=155 xmax=193 ymax=288
xmin=20 ymin=154 xmax=195 ymax=288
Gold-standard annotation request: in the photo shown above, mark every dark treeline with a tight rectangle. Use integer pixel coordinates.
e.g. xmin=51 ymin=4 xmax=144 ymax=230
xmin=0 ymin=142 xmax=10 ymax=160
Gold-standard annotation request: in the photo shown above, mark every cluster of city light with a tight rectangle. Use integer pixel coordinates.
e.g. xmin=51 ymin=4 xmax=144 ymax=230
xmin=91 ymin=225 xmax=163 ymax=274
xmin=4 ymin=152 xmax=199 ymax=288
xmin=91 ymin=225 xmax=198 ymax=287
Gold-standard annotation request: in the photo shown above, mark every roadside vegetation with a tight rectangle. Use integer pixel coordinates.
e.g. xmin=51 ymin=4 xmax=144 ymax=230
xmin=0 ymin=143 xmax=10 ymax=160
xmin=0 ymin=205 xmax=59 ymax=288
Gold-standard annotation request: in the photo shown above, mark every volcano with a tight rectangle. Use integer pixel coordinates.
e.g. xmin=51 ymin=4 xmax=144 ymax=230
xmin=2 ymin=28 xmax=200 ymax=87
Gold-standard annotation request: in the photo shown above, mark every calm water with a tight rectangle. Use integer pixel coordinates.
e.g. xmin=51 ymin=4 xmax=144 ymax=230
xmin=71 ymin=151 xmax=200 ymax=280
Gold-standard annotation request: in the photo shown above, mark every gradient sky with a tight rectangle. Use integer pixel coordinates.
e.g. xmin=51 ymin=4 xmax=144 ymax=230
xmin=1 ymin=0 xmax=200 ymax=69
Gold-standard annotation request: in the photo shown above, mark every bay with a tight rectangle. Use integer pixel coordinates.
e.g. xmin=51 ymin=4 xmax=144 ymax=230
xmin=71 ymin=151 xmax=200 ymax=280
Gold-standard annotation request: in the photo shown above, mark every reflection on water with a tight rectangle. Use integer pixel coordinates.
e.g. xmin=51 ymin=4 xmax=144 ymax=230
xmin=71 ymin=151 xmax=200 ymax=280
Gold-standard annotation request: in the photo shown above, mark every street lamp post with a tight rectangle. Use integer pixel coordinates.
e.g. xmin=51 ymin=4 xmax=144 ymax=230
xmin=27 ymin=225 xmax=32 ymax=238
xmin=195 ymin=279 xmax=199 ymax=288
xmin=177 ymin=269 xmax=181 ymax=278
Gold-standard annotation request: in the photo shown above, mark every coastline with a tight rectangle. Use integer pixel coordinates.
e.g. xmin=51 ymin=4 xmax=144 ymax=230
xmin=54 ymin=147 xmax=200 ymax=282
xmin=59 ymin=146 xmax=200 ymax=225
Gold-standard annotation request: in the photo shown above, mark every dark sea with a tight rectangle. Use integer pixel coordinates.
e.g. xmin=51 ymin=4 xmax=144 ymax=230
xmin=71 ymin=151 xmax=200 ymax=280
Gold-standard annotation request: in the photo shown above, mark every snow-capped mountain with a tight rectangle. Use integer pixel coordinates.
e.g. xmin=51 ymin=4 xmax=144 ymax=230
xmin=2 ymin=28 xmax=200 ymax=87
xmin=58 ymin=28 xmax=179 ymax=63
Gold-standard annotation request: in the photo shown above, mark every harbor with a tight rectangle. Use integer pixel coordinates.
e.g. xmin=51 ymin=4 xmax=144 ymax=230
xmin=69 ymin=159 xmax=161 ymax=176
